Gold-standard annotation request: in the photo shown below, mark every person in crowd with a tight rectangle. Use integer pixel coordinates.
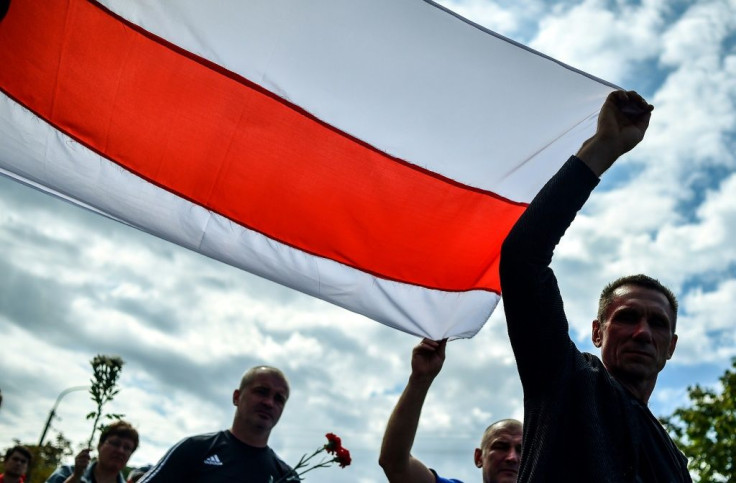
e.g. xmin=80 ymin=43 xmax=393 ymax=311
xmin=1 ymin=445 xmax=32 ymax=483
xmin=46 ymin=420 xmax=139 ymax=483
xmin=500 ymin=90 xmax=690 ymax=480
xmin=139 ymin=366 xmax=294 ymax=482
xmin=380 ymin=338 xmax=522 ymax=483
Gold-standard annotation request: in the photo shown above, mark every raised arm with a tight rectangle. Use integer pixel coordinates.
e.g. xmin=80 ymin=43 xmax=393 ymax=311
xmin=500 ymin=90 xmax=653 ymax=387
xmin=379 ymin=338 xmax=447 ymax=483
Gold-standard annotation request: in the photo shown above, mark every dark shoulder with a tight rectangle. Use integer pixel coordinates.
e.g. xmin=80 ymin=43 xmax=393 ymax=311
xmin=578 ymin=353 xmax=624 ymax=389
xmin=166 ymin=430 xmax=227 ymax=456
xmin=581 ymin=353 xmax=630 ymax=389
xmin=273 ymin=451 xmax=293 ymax=473
xmin=581 ymin=352 xmax=604 ymax=369
xmin=186 ymin=430 xmax=229 ymax=444
xmin=263 ymin=446 xmax=294 ymax=479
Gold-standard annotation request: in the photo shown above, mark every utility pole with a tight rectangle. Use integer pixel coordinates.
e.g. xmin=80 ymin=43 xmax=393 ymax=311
xmin=38 ymin=385 xmax=87 ymax=447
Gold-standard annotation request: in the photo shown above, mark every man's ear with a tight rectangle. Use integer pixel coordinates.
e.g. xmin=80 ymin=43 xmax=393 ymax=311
xmin=232 ymin=389 xmax=240 ymax=406
xmin=473 ymin=448 xmax=483 ymax=468
xmin=592 ymin=319 xmax=603 ymax=348
xmin=667 ymin=333 xmax=678 ymax=360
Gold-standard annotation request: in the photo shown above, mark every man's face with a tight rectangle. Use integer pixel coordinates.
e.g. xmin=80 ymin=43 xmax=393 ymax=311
xmin=97 ymin=436 xmax=135 ymax=473
xmin=474 ymin=424 xmax=522 ymax=483
xmin=3 ymin=450 xmax=29 ymax=477
xmin=593 ymin=285 xmax=677 ymax=382
xmin=233 ymin=370 xmax=289 ymax=432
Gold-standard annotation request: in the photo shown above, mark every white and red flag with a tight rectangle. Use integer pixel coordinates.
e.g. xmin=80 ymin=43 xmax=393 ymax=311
xmin=0 ymin=0 xmax=615 ymax=338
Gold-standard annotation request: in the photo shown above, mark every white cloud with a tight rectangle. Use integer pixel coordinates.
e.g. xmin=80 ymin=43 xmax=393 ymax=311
xmin=660 ymin=0 xmax=736 ymax=67
xmin=530 ymin=0 xmax=666 ymax=83
xmin=675 ymin=278 xmax=736 ymax=363
xmin=2 ymin=2 xmax=736 ymax=482
xmin=438 ymin=0 xmax=524 ymax=35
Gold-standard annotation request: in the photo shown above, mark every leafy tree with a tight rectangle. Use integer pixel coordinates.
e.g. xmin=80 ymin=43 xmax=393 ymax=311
xmin=86 ymin=355 xmax=125 ymax=447
xmin=661 ymin=357 xmax=736 ymax=482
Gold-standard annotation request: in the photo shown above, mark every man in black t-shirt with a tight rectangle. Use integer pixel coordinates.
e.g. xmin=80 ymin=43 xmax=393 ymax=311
xmin=140 ymin=366 xmax=294 ymax=482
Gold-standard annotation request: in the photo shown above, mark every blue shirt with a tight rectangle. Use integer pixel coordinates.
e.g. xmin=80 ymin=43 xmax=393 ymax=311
xmin=431 ymin=469 xmax=463 ymax=483
xmin=46 ymin=462 xmax=125 ymax=483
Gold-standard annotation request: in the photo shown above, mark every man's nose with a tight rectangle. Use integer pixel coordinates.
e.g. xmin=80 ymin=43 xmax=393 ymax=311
xmin=506 ymin=447 xmax=521 ymax=463
xmin=631 ymin=318 xmax=653 ymax=342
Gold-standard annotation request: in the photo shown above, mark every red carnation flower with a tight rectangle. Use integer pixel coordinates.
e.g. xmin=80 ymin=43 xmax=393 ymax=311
xmin=325 ymin=432 xmax=342 ymax=454
xmin=270 ymin=432 xmax=350 ymax=482
xmin=335 ymin=447 xmax=351 ymax=468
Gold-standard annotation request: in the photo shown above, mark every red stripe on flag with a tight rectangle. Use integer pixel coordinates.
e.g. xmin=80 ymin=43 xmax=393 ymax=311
xmin=0 ymin=0 xmax=526 ymax=292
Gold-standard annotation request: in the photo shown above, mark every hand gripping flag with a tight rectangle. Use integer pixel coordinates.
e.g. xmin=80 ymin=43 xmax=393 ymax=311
xmin=0 ymin=0 xmax=616 ymax=339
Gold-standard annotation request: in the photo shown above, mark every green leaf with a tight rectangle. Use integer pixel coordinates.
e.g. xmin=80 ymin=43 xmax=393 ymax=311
xmin=661 ymin=357 xmax=736 ymax=482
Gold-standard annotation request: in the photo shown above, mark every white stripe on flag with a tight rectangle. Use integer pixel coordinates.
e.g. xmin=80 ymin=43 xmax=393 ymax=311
xmin=0 ymin=92 xmax=498 ymax=339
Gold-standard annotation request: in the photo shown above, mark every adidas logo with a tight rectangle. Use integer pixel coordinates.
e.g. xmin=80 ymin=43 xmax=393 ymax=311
xmin=203 ymin=454 xmax=223 ymax=466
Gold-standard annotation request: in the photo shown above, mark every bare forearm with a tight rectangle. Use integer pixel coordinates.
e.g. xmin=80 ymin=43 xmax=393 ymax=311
xmin=379 ymin=375 xmax=436 ymax=483
xmin=575 ymin=136 xmax=619 ymax=177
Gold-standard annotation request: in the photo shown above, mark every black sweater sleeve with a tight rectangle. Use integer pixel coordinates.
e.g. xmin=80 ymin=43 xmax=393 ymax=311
xmin=500 ymin=156 xmax=599 ymax=394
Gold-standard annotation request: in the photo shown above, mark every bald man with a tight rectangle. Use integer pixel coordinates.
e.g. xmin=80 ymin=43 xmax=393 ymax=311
xmin=140 ymin=366 xmax=295 ymax=482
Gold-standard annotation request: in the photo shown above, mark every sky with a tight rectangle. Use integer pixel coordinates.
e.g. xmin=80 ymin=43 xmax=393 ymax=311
xmin=1 ymin=0 xmax=735 ymax=481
